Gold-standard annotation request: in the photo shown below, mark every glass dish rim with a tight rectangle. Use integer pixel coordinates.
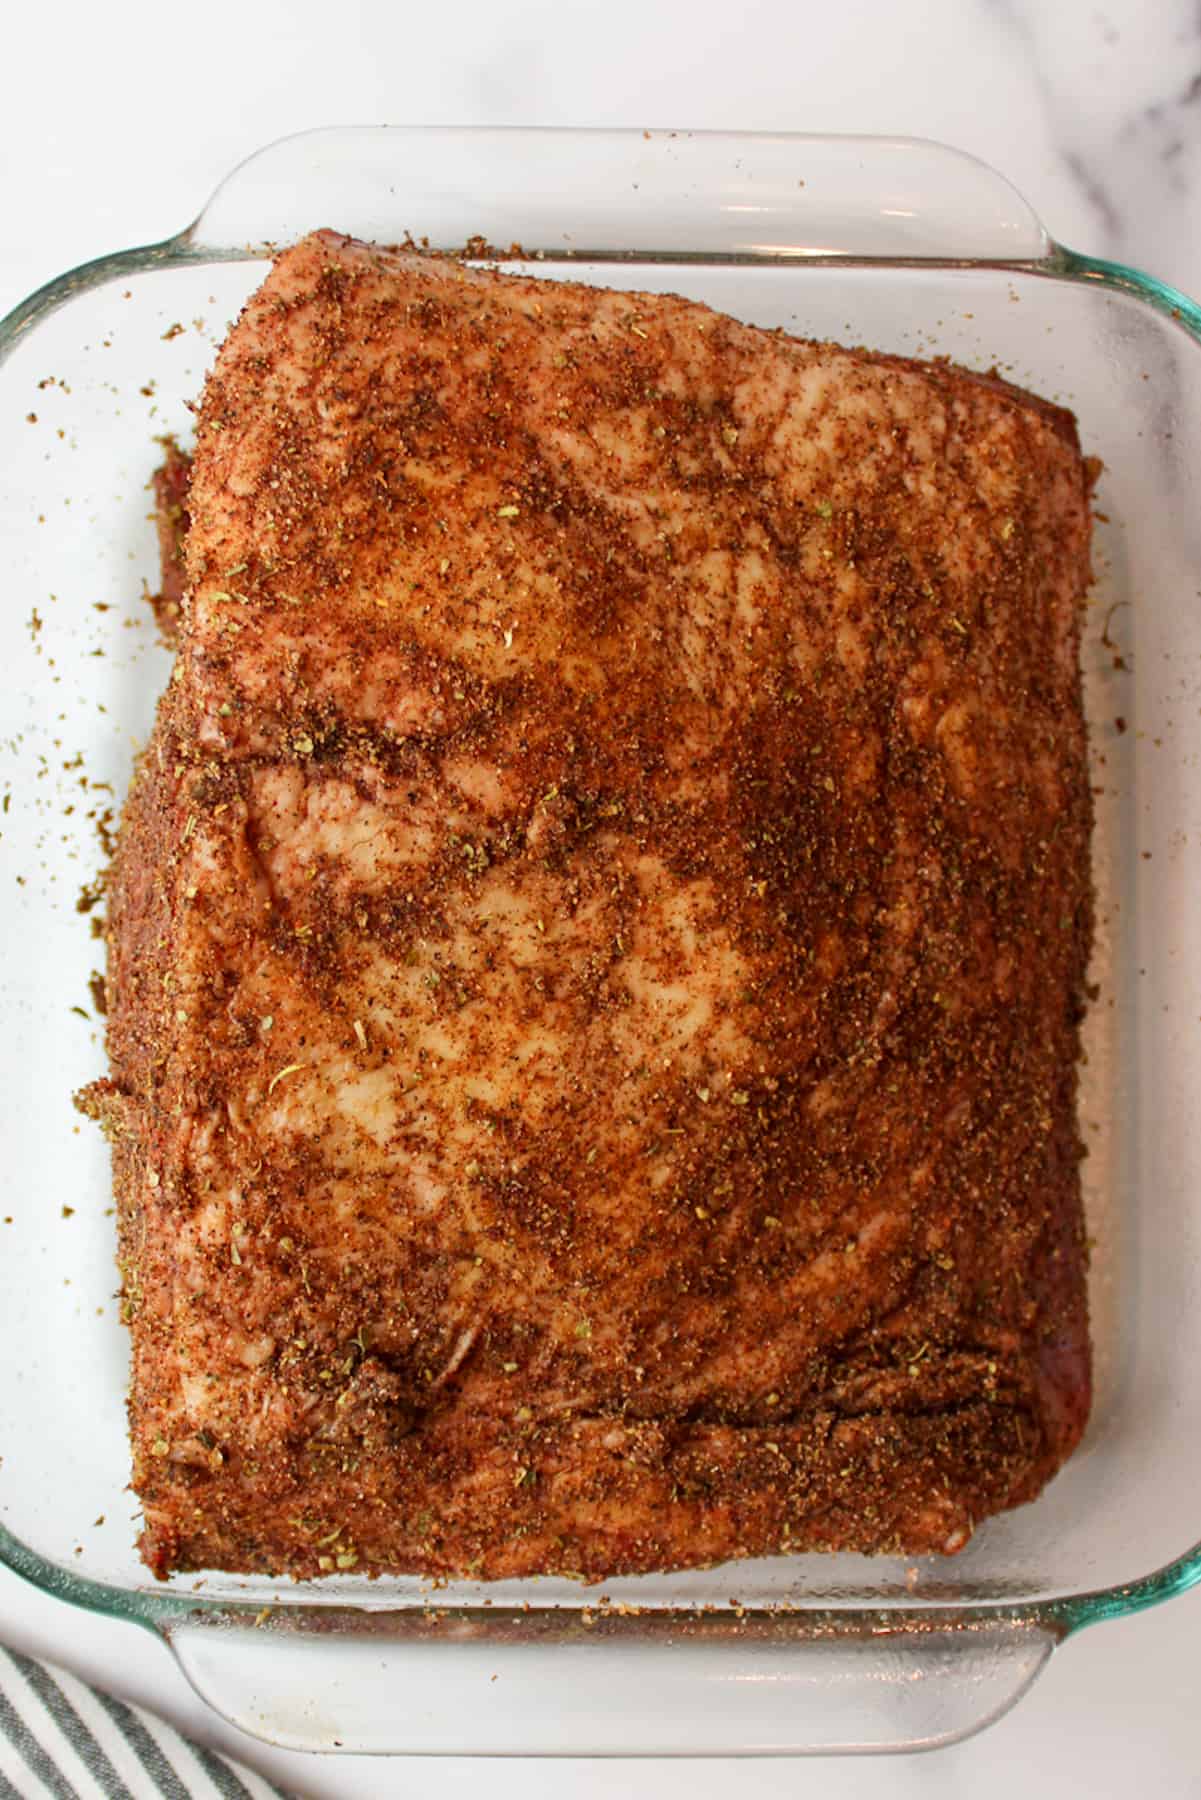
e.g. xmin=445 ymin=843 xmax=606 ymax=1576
xmin=3 ymin=122 xmax=1200 ymax=1653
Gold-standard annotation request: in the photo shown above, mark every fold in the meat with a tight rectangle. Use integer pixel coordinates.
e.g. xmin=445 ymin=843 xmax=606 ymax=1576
xmin=80 ymin=232 xmax=1094 ymax=1580
xmin=148 ymin=437 xmax=190 ymax=644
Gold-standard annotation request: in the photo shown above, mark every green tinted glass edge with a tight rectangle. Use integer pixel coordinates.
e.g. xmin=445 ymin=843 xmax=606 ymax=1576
xmin=3 ymin=1513 xmax=1200 ymax=1641
xmin=1048 ymin=243 xmax=1201 ymax=340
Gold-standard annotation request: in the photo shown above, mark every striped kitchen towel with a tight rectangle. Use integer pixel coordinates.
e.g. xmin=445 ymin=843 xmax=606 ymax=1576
xmin=0 ymin=1647 xmax=295 ymax=1799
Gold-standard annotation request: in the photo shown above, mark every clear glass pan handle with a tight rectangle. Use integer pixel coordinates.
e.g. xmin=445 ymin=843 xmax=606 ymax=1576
xmin=189 ymin=126 xmax=1053 ymax=264
xmin=166 ymin=1606 xmax=1059 ymax=1756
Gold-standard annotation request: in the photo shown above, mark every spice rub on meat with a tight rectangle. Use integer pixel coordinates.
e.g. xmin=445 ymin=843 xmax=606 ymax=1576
xmin=80 ymin=232 xmax=1094 ymax=1581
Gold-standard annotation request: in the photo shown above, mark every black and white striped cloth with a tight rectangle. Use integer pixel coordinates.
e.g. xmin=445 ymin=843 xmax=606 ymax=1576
xmin=0 ymin=1648 xmax=295 ymax=1800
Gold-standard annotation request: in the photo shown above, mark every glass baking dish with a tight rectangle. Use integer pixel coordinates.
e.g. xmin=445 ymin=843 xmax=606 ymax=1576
xmin=2 ymin=126 xmax=1200 ymax=1759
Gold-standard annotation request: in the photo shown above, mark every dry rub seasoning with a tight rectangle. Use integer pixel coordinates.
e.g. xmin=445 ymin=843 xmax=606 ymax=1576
xmin=77 ymin=233 xmax=1094 ymax=1582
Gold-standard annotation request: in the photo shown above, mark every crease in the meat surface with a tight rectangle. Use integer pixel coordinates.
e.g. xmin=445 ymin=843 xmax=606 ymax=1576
xmin=81 ymin=232 xmax=1094 ymax=1581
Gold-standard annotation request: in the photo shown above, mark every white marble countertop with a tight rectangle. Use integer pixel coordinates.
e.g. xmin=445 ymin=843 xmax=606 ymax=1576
xmin=3 ymin=1 xmax=1200 ymax=1792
